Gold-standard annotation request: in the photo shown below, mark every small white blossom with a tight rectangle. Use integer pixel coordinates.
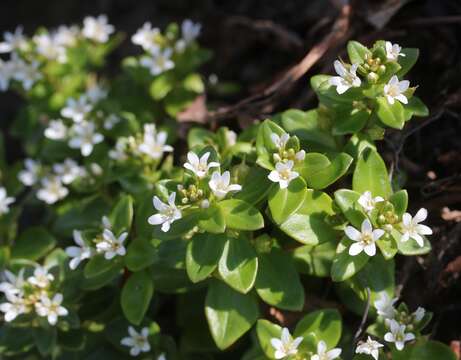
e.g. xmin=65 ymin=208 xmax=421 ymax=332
xmin=102 ymin=215 xmax=112 ymax=230
xmin=374 ymin=292 xmax=398 ymax=319
xmin=358 ymin=191 xmax=384 ymax=213
xmin=103 ymin=114 xmax=121 ymax=130
xmin=53 ymin=158 xmax=83 ymax=184
xmin=209 ymin=171 xmax=242 ymax=199
xmin=148 ymin=192 xmax=182 ymax=232
xmin=400 ymin=208 xmax=432 ymax=247
xmin=35 ymin=293 xmax=68 ymax=325
xmin=384 ymin=319 xmax=415 ymax=351
xmin=385 ymin=41 xmax=405 ymax=61
xmin=0 ymin=187 xmax=14 ymax=215
xmin=68 ymin=121 xmax=104 ymax=156
xmin=270 ymin=327 xmax=303 ymax=359
xmin=61 ymin=96 xmax=92 ymax=123
xmin=181 ymin=19 xmax=201 ymax=44
xmin=82 ymin=15 xmax=114 ymax=43
xmin=226 ymin=130 xmax=237 ymax=147
xmin=131 ymin=22 xmax=160 ymax=52
xmin=33 ymin=33 xmax=67 ymax=63
xmin=268 ymin=160 xmax=299 ymax=189
xmin=27 ymin=266 xmax=54 ymax=288
xmin=271 ymin=133 xmax=290 ymax=149
xmin=109 ymin=137 xmax=129 ymax=161
xmin=138 ymin=124 xmax=173 ymax=160
xmin=85 ymin=83 xmax=108 ymax=104
xmin=121 ymin=326 xmax=151 ymax=357
xmin=413 ymin=307 xmax=426 ymax=322
xmin=18 ymin=158 xmax=41 ymax=186
xmin=157 ymin=354 xmax=166 ymax=360
xmin=0 ymin=293 xmax=27 ymax=322
xmin=140 ymin=48 xmax=175 ymax=76
xmin=0 ymin=59 xmax=13 ymax=91
xmin=345 ymin=219 xmax=385 ymax=257
xmin=295 ymin=150 xmax=306 ymax=161
xmin=355 ymin=337 xmax=384 ymax=360
xmin=90 ymin=163 xmax=103 ymax=176
xmin=0 ymin=270 xmax=24 ymax=299
xmin=66 ymin=230 xmax=93 ymax=270
xmin=12 ymin=57 xmax=41 ymax=90
xmin=384 ymin=75 xmax=410 ymax=105
xmin=0 ymin=26 xmax=28 ymax=53
xmin=54 ymin=25 xmax=79 ymax=47
xmin=329 ymin=60 xmax=361 ymax=94
xmin=183 ymin=151 xmax=219 ymax=178
xmin=311 ymin=340 xmax=342 ymax=360
xmin=37 ymin=176 xmax=68 ymax=204
xmin=45 ymin=119 xmax=68 ymax=140
xmin=96 ymin=229 xmax=128 ymax=260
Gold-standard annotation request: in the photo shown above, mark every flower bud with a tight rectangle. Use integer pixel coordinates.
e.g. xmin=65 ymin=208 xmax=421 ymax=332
xmin=367 ymin=72 xmax=379 ymax=84
xmin=378 ymin=64 xmax=386 ymax=75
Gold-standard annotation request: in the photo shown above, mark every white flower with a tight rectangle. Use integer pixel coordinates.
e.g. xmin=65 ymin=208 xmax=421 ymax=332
xmin=82 ymin=15 xmax=114 ymax=43
xmin=140 ymin=48 xmax=175 ymax=76
xmin=18 ymin=158 xmax=41 ymax=186
xmin=33 ymin=33 xmax=67 ymax=63
xmin=13 ymin=59 xmax=41 ymax=90
xmin=0 ymin=59 xmax=13 ymax=91
xmin=35 ymin=293 xmax=68 ymax=325
xmin=65 ymin=230 xmax=93 ymax=270
xmin=355 ymin=337 xmax=384 ymax=360
xmin=148 ymin=192 xmax=182 ymax=232
xmin=102 ymin=215 xmax=112 ymax=230
xmin=157 ymin=353 xmax=166 ymax=360
xmin=85 ymin=83 xmax=108 ymax=104
xmin=54 ymin=25 xmax=79 ymax=47
xmin=90 ymin=163 xmax=103 ymax=176
xmin=311 ymin=340 xmax=342 ymax=360
xmin=131 ymin=22 xmax=160 ymax=52
xmin=412 ymin=306 xmax=426 ymax=322
xmin=345 ymin=219 xmax=385 ymax=257
xmin=268 ymin=161 xmax=299 ymax=189
xmin=138 ymin=124 xmax=173 ymax=160
xmin=329 ymin=60 xmax=361 ymax=94
xmin=383 ymin=75 xmax=410 ymax=105
xmin=27 ymin=266 xmax=54 ymax=288
xmin=103 ymin=114 xmax=121 ymax=130
xmin=183 ymin=151 xmax=219 ymax=178
xmin=271 ymin=133 xmax=290 ymax=149
xmin=121 ymin=326 xmax=151 ymax=357
xmin=53 ymin=158 xmax=83 ymax=184
xmin=0 ymin=187 xmax=14 ymax=215
xmin=209 ymin=171 xmax=242 ymax=199
xmin=400 ymin=208 xmax=432 ymax=247
xmin=68 ymin=121 xmax=104 ymax=156
xmin=96 ymin=229 xmax=128 ymax=260
xmin=0 ymin=293 xmax=27 ymax=321
xmin=181 ymin=19 xmax=201 ymax=44
xmin=385 ymin=41 xmax=405 ymax=61
xmin=358 ymin=191 xmax=384 ymax=213
xmin=37 ymin=176 xmax=69 ymax=204
xmin=374 ymin=292 xmax=398 ymax=319
xmin=270 ymin=327 xmax=303 ymax=359
xmin=0 ymin=26 xmax=28 ymax=53
xmin=45 ymin=119 xmax=68 ymax=140
xmin=384 ymin=319 xmax=415 ymax=351
xmin=0 ymin=270 xmax=24 ymax=299
xmin=61 ymin=96 xmax=92 ymax=123
xmin=109 ymin=137 xmax=129 ymax=161
xmin=295 ymin=150 xmax=306 ymax=161
xmin=226 ymin=130 xmax=237 ymax=147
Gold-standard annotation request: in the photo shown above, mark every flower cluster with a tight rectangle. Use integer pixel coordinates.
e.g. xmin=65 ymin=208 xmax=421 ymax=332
xmin=0 ymin=266 xmax=68 ymax=325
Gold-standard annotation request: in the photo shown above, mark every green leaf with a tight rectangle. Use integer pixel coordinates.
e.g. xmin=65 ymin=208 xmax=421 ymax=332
xmin=33 ymin=327 xmax=56 ymax=357
xmin=219 ymin=199 xmax=264 ymax=231
xmin=186 ymin=233 xmax=226 ymax=283
xmin=198 ymin=205 xmax=226 ymax=233
xmin=405 ymin=96 xmax=429 ymax=117
xmin=268 ymin=177 xmax=307 ymax=224
xmin=256 ymin=320 xmax=282 ymax=359
xmin=205 ymin=280 xmax=259 ymax=350
xmin=353 ymin=147 xmax=392 ymax=198
xmin=84 ymin=255 xmax=121 ymax=279
xmin=396 ymin=48 xmax=419 ymax=77
xmin=121 ymin=270 xmax=154 ymax=325
xmin=125 ymin=238 xmax=157 ymax=272
xmin=235 ymin=166 xmax=273 ymax=206
xmin=376 ymin=96 xmax=405 ymax=129
xmin=311 ymin=75 xmax=364 ymax=107
xmin=11 ymin=227 xmax=56 ymax=261
xmin=334 ymin=189 xmax=367 ymax=228
xmin=292 ymin=241 xmax=336 ymax=277
xmin=389 ymin=190 xmax=408 ymax=217
xmin=297 ymin=152 xmax=353 ymax=190
xmin=294 ymin=309 xmax=342 ymax=348
xmin=255 ymin=250 xmax=304 ymax=311
xmin=347 ymin=41 xmax=371 ymax=64
xmin=183 ymin=73 xmax=205 ymax=93
xmin=376 ymin=233 xmax=398 ymax=260
xmin=218 ymin=236 xmax=258 ymax=294
xmin=109 ymin=194 xmax=134 ymax=235
xmin=331 ymin=237 xmax=370 ymax=282
xmin=256 ymin=119 xmax=286 ymax=169
xmin=149 ymin=72 xmax=174 ymax=100
xmin=393 ymin=229 xmax=432 ymax=255
xmin=393 ymin=340 xmax=456 ymax=360
xmin=333 ymin=108 xmax=370 ymax=135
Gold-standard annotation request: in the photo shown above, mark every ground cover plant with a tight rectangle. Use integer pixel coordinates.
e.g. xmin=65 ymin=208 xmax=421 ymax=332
xmin=0 ymin=5 xmax=459 ymax=360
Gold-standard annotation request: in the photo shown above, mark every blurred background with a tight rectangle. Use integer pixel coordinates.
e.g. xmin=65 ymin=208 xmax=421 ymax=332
xmin=0 ymin=0 xmax=460 ymax=352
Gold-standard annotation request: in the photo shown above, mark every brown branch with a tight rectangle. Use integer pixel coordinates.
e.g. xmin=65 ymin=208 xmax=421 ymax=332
xmin=205 ymin=4 xmax=352 ymax=123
